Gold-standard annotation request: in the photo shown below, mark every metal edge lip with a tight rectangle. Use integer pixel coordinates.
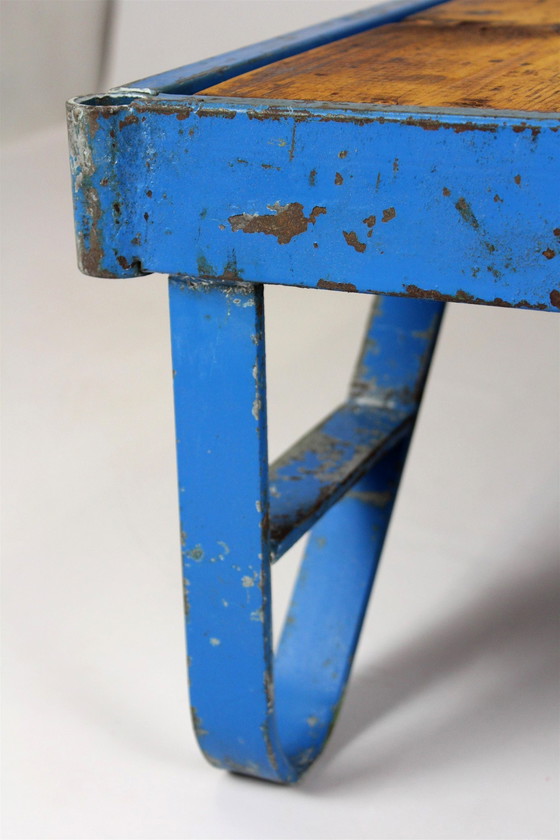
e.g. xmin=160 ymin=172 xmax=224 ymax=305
xmin=66 ymin=92 xmax=560 ymax=126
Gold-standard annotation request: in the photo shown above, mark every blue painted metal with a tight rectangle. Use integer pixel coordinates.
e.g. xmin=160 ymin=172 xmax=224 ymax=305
xmin=269 ymin=401 xmax=412 ymax=558
xmin=67 ymin=0 xmax=559 ymax=785
xmin=169 ymin=280 xmax=443 ymax=781
xmin=67 ymin=96 xmax=560 ymax=310
xmin=120 ymin=0 xmax=450 ymax=95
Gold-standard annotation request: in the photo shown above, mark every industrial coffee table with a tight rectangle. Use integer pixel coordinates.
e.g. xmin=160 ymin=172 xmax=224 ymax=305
xmin=67 ymin=0 xmax=559 ymax=783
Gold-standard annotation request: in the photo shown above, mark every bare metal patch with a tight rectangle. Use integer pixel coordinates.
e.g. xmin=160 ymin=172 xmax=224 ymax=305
xmin=228 ymin=202 xmax=326 ymax=245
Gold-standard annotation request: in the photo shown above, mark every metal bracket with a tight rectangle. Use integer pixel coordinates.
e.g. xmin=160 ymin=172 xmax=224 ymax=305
xmin=169 ymin=277 xmax=444 ymax=781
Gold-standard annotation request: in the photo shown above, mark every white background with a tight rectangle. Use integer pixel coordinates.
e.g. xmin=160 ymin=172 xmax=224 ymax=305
xmin=2 ymin=2 xmax=559 ymax=838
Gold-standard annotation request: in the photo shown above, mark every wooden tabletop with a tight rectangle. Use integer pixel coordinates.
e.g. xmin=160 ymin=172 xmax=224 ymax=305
xmin=202 ymin=0 xmax=560 ymax=113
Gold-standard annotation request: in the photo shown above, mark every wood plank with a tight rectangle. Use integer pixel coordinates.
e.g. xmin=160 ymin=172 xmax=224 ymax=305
xmin=201 ymin=0 xmax=560 ymax=113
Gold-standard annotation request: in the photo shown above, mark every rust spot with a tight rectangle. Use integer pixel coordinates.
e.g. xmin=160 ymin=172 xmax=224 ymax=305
xmin=455 ymin=197 xmax=479 ymax=229
xmin=543 ymin=248 xmax=556 ymax=260
xmin=176 ymin=112 xmax=189 ymax=121
xmin=317 ymin=279 xmax=357 ymax=292
xmin=404 ymin=284 xmax=547 ymax=310
xmin=494 ymin=194 xmax=503 ymax=203
xmin=228 ymin=202 xmax=326 ymax=245
xmin=550 ymin=289 xmax=560 ymax=309
xmin=343 ymin=231 xmax=366 ymax=253
xmin=442 ymin=187 xmax=451 ymax=197
xmin=553 ymin=228 xmax=560 ymax=239
xmin=113 ymin=202 xmax=121 ymax=215
xmin=393 ymin=158 xmax=399 ymax=172
xmin=131 ymin=235 xmax=141 ymax=246
xmin=144 ymin=212 xmax=149 ymax=221
xmin=117 ymin=255 xmax=131 ymax=270
xmin=512 ymin=123 xmax=541 ymax=140
xmin=382 ymin=207 xmax=396 ymax=223
xmin=334 ymin=172 xmax=343 ymax=185
xmin=514 ymin=174 xmax=521 ymax=185
xmin=119 ymin=113 xmax=138 ymax=130
xmin=309 ymin=169 xmax=317 ymax=186
xmin=146 ymin=190 xmax=152 ymax=198
xmin=363 ymin=215 xmax=376 ymax=236
xmin=338 ymin=150 xmax=348 ymax=158
xmin=197 ymin=108 xmax=236 ymax=119
xmin=100 ymin=178 xmax=108 ymax=186
xmin=79 ymin=193 xmax=105 ymax=276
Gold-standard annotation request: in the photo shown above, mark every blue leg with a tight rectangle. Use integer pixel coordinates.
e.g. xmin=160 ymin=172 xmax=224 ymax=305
xmin=169 ymin=277 xmax=443 ymax=782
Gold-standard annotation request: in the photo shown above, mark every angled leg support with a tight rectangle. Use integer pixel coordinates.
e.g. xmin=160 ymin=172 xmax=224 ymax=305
xmin=169 ymin=276 xmax=444 ymax=782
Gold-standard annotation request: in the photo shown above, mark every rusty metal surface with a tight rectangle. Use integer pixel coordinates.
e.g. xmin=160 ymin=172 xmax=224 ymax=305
xmin=67 ymin=0 xmax=558 ymax=787
xmin=67 ymin=95 xmax=559 ymax=310
xmin=269 ymin=401 xmax=412 ymax=557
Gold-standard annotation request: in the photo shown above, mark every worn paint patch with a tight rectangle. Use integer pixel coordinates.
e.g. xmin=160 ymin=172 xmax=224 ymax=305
xmin=404 ymin=284 xmax=548 ymax=310
xmin=186 ymin=544 xmax=204 ymax=561
xmin=228 ymin=202 xmax=326 ymax=245
xmin=317 ymin=279 xmax=357 ymax=292
xmin=191 ymin=706 xmax=209 ymax=738
xmin=455 ymin=197 xmax=479 ymax=229
xmin=346 ymin=489 xmax=392 ymax=507
xmin=343 ymin=231 xmax=366 ymax=253
xmin=119 ymin=113 xmax=139 ymax=130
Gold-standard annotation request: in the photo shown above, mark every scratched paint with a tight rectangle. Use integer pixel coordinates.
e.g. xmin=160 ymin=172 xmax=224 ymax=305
xmin=169 ymin=274 xmax=443 ymax=782
xmin=67 ymin=95 xmax=559 ymax=309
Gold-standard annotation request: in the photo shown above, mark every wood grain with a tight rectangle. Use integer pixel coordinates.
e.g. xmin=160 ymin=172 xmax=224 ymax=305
xmin=201 ymin=0 xmax=560 ymax=113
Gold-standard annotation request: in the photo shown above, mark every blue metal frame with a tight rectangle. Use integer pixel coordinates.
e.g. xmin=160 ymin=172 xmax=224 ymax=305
xmin=67 ymin=0 xmax=559 ymax=783
xmin=67 ymin=95 xmax=559 ymax=310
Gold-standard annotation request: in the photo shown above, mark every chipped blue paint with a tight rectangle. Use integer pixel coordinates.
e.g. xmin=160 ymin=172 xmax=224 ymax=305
xmin=269 ymin=401 xmax=412 ymax=558
xmin=120 ymin=0 xmax=451 ymax=95
xmin=67 ymin=95 xmax=560 ymax=310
